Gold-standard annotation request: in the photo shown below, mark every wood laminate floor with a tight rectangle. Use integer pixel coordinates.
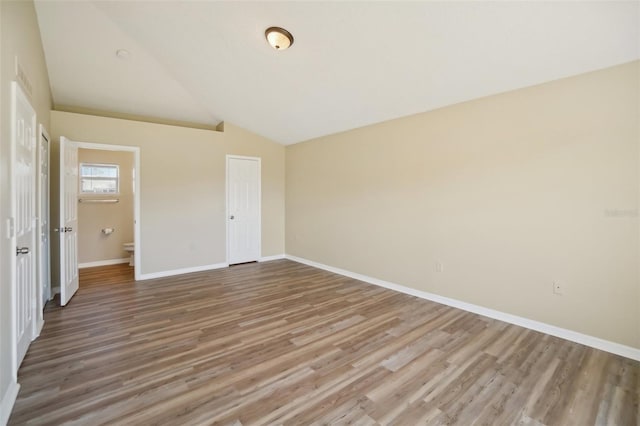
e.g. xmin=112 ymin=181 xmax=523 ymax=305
xmin=9 ymin=260 xmax=639 ymax=425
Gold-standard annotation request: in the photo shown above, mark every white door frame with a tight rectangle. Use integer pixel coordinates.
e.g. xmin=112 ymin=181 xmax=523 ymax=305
xmin=68 ymin=141 xmax=141 ymax=281
xmin=225 ymin=155 xmax=261 ymax=264
xmin=35 ymin=124 xmax=50 ymax=333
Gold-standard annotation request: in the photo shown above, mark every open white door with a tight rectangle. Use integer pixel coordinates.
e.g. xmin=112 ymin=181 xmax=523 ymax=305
xmin=59 ymin=136 xmax=79 ymax=306
xmin=12 ymin=82 xmax=37 ymax=366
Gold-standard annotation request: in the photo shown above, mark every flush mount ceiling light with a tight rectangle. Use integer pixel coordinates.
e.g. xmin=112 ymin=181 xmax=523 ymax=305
xmin=265 ymin=27 xmax=294 ymax=50
xmin=116 ymin=49 xmax=131 ymax=60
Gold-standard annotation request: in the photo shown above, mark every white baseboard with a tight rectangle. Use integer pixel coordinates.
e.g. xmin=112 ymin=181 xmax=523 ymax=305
xmin=284 ymin=254 xmax=640 ymax=362
xmin=79 ymin=258 xmax=130 ymax=268
xmin=0 ymin=382 xmax=20 ymax=426
xmin=34 ymin=318 xmax=44 ymax=339
xmin=138 ymin=262 xmax=229 ymax=280
xmin=259 ymin=254 xmax=285 ymax=262
xmin=51 ymin=286 xmax=60 ymax=296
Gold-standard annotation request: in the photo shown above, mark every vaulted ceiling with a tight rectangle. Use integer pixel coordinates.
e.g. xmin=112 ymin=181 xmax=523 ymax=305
xmin=35 ymin=1 xmax=639 ymax=145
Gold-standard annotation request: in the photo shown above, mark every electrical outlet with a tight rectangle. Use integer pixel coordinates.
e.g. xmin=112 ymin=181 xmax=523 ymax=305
xmin=553 ymin=281 xmax=563 ymax=295
xmin=435 ymin=261 xmax=444 ymax=273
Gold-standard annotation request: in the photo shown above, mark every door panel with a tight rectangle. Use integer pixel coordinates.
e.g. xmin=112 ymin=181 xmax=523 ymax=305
xmin=12 ymin=82 xmax=37 ymax=366
xmin=38 ymin=128 xmax=51 ymax=307
xmin=227 ymin=157 xmax=260 ymax=264
xmin=59 ymin=137 xmax=79 ymax=306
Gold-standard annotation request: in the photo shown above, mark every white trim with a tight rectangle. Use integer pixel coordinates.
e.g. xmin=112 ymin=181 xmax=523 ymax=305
xmin=34 ymin=318 xmax=44 ymax=339
xmin=226 ymin=155 xmax=262 ymax=265
xmin=0 ymin=382 xmax=20 ymax=426
xmin=69 ymin=141 xmax=138 ymax=152
xmin=51 ymin=286 xmax=60 ymax=296
xmin=78 ymin=258 xmax=130 ymax=268
xmin=37 ymin=124 xmax=51 ymax=312
xmin=259 ymin=254 xmax=285 ymax=262
xmin=68 ymin=140 xmax=141 ymax=281
xmin=133 ymin=149 xmax=141 ymax=281
xmin=9 ymin=82 xmax=18 ymax=383
xmin=138 ymin=262 xmax=229 ymax=280
xmin=285 ymin=254 xmax=640 ymax=362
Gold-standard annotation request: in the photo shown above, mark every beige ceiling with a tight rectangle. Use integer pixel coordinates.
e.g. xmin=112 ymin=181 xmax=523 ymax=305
xmin=35 ymin=1 xmax=639 ymax=145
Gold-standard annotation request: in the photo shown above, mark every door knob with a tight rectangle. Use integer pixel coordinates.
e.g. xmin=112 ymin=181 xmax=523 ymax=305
xmin=16 ymin=247 xmax=30 ymax=255
xmin=229 ymin=215 xmax=235 ymax=220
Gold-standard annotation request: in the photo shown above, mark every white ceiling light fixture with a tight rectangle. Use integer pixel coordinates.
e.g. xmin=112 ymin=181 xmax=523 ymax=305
xmin=265 ymin=27 xmax=294 ymax=50
xmin=115 ymin=49 xmax=131 ymax=60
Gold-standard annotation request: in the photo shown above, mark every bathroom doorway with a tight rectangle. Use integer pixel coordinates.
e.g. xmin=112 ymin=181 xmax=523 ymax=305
xmin=53 ymin=139 xmax=141 ymax=296
xmin=77 ymin=148 xmax=135 ymax=276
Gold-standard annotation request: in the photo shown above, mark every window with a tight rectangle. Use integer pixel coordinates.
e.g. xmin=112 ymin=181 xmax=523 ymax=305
xmin=80 ymin=163 xmax=119 ymax=194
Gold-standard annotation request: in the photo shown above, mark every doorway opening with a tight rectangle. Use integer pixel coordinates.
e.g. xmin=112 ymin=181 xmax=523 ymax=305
xmin=77 ymin=148 xmax=136 ymax=275
xmin=53 ymin=138 xmax=141 ymax=307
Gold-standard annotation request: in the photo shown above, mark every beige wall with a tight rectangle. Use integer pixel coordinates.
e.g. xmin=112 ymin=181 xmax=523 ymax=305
xmin=50 ymin=112 xmax=285 ymax=277
xmin=0 ymin=0 xmax=52 ymax=416
xmin=77 ymin=149 xmax=134 ymax=265
xmin=286 ymin=61 xmax=640 ymax=349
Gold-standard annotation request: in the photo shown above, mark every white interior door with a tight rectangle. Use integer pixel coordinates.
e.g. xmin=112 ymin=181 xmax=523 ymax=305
xmin=59 ymin=136 xmax=79 ymax=306
xmin=12 ymin=82 xmax=37 ymax=366
xmin=227 ymin=156 xmax=261 ymax=265
xmin=38 ymin=126 xmax=51 ymax=307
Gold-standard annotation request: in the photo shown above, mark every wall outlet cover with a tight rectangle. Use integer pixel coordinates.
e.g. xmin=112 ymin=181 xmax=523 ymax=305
xmin=553 ymin=281 xmax=563 ymax=295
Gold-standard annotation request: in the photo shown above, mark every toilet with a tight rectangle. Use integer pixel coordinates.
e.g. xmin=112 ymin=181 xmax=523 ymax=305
xmin=123 ymin=242 xmax=135 ymax=266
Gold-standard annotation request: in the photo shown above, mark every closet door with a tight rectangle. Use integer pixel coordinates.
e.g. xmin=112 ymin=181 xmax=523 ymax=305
xmin=227 ymin=156 xmax=261 ymax=264
xmin=12 ymin=81 xmax=37 ymax=366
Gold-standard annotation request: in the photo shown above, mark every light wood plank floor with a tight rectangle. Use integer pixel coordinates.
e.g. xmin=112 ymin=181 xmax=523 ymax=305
xmin=9 ymin=260 xmax=639 ymax=425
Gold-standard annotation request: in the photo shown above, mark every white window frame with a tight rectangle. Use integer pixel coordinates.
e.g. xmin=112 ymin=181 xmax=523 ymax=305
xmin=79 ymin=162 xmax=120 ymax=195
